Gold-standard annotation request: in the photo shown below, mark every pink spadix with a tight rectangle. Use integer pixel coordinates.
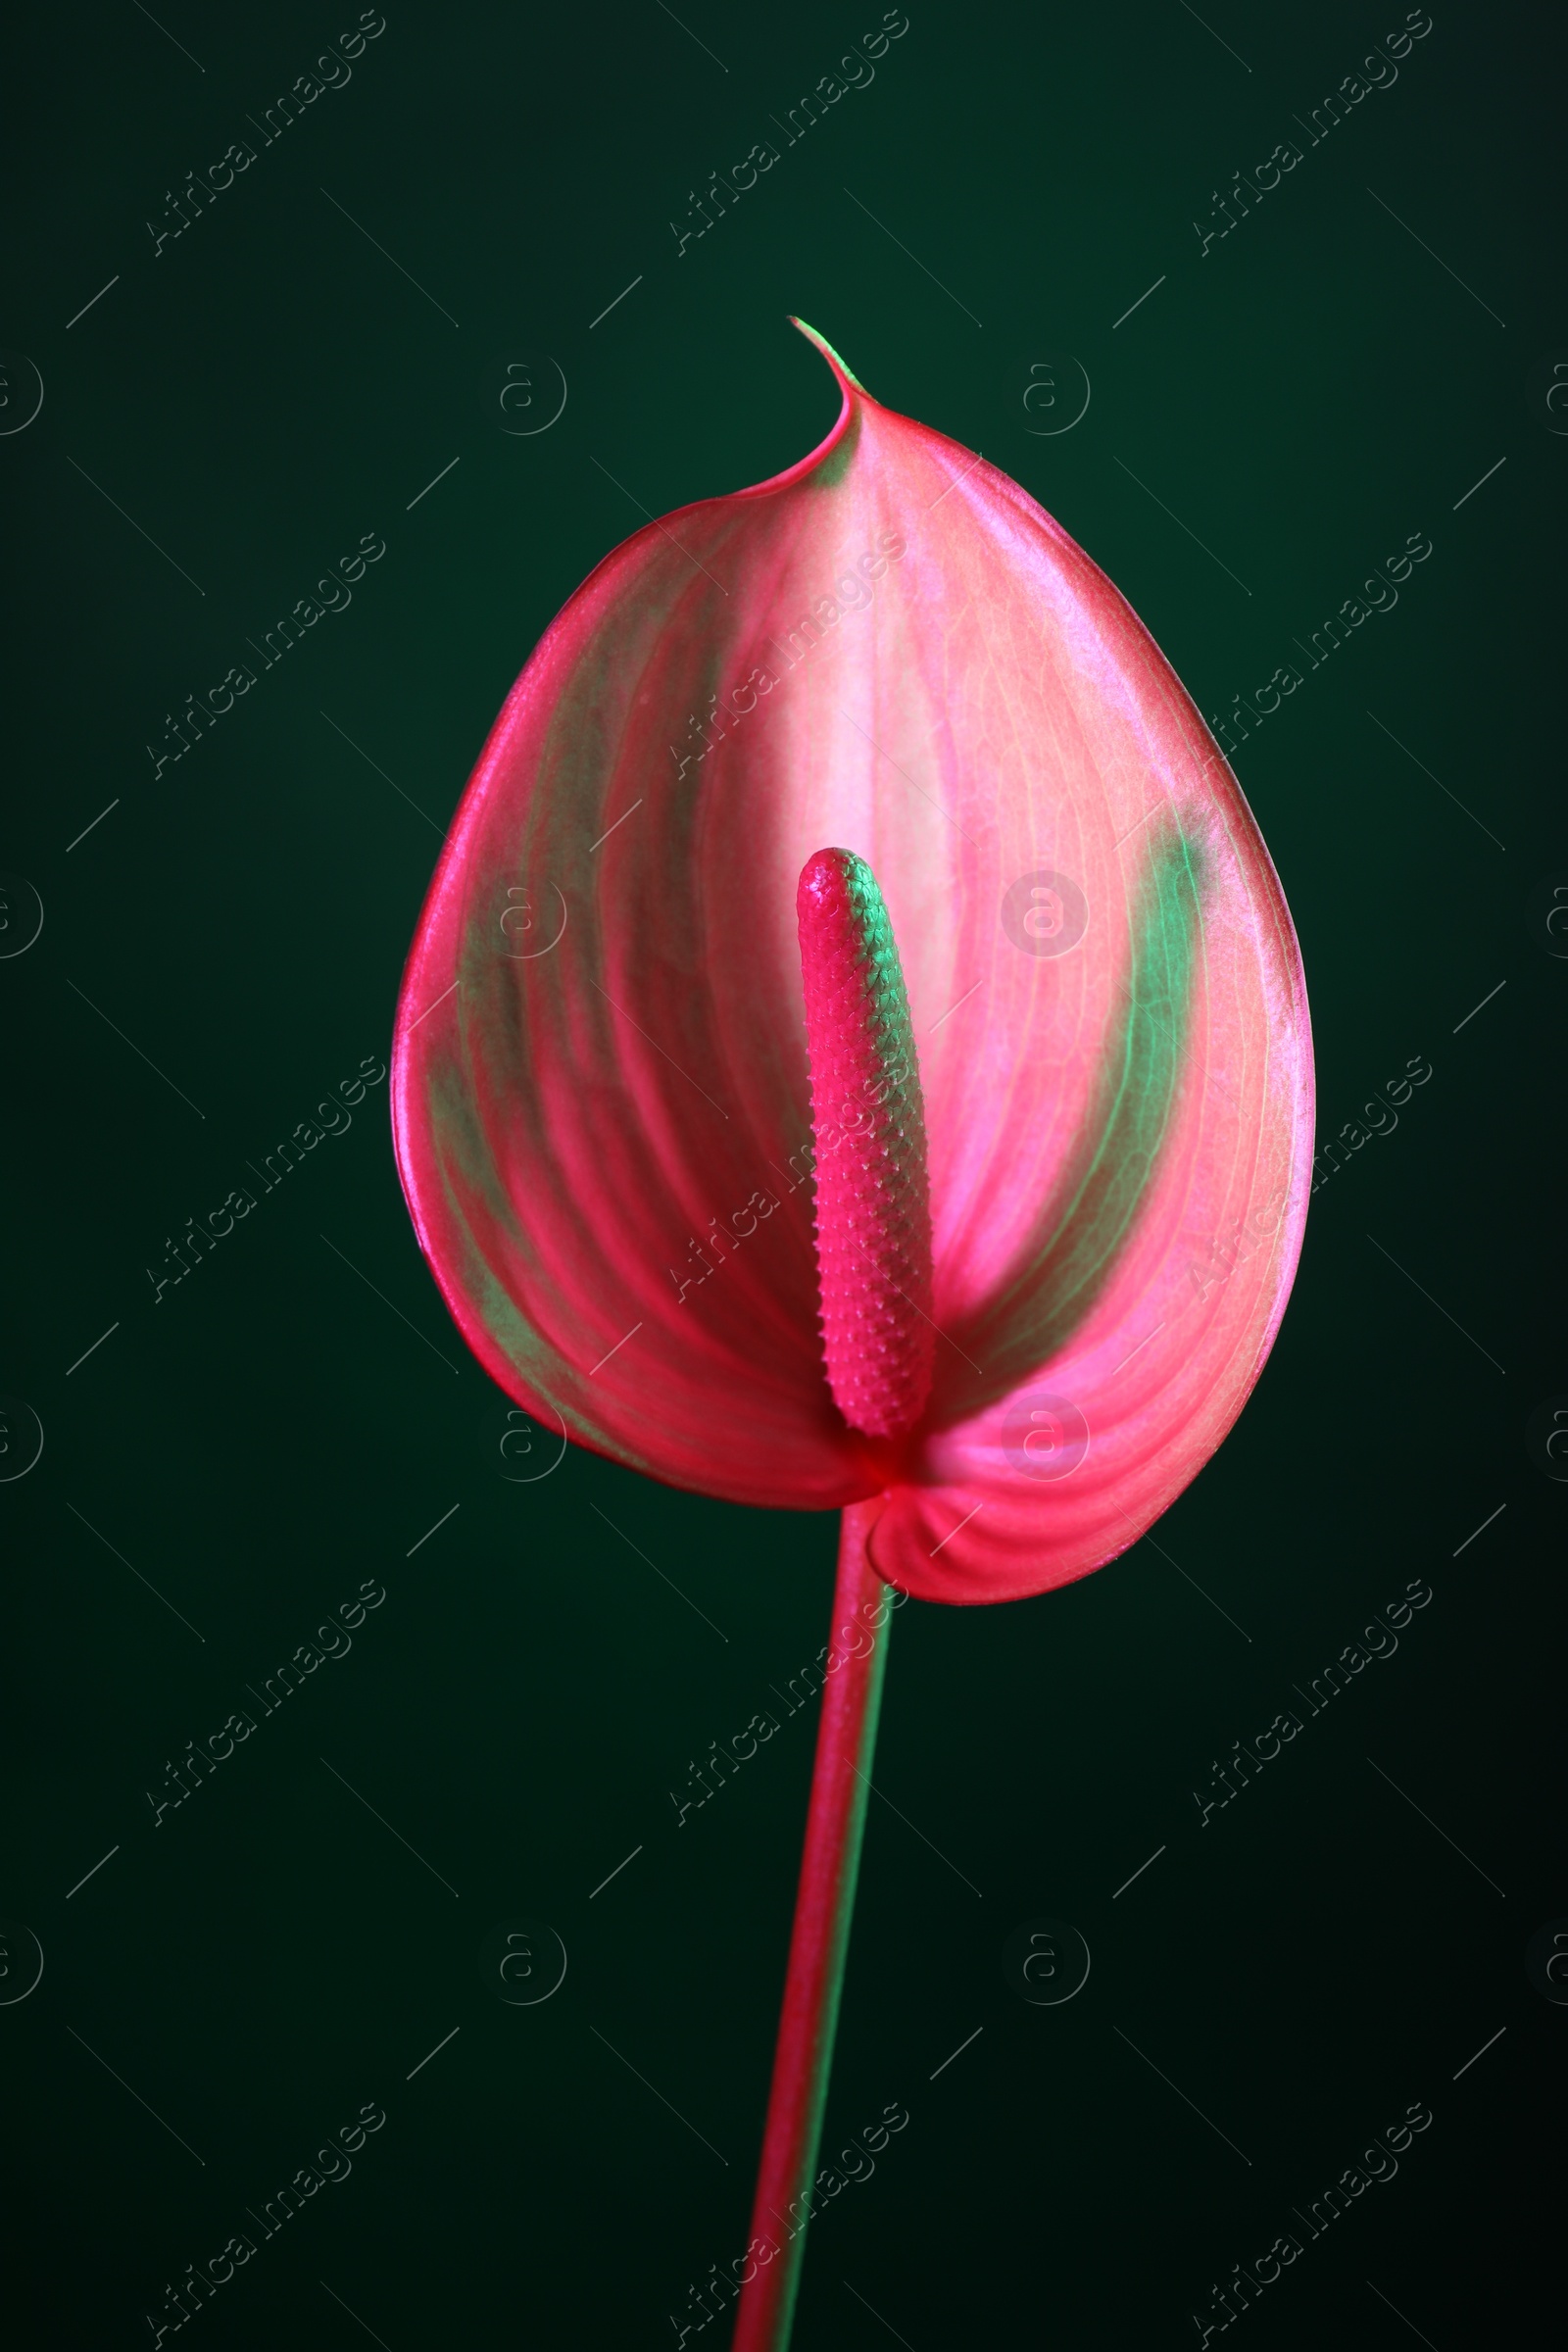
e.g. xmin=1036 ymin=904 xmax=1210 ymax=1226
xmin=796 ymin=847 xmax=933 ymax=1441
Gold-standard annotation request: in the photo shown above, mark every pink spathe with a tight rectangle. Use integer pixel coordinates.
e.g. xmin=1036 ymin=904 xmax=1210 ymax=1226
xmin=392 ymin=320 xmax=1314 ymax=1603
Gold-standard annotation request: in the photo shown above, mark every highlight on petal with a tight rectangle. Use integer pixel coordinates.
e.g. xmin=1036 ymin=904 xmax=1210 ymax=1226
xmin=392 ymin=318 xmax=1313 ymax=1590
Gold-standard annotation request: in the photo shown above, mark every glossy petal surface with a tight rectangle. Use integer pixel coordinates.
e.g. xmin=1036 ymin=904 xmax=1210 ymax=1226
xmin=393 ymin=322 xmax=1313 ymax=1599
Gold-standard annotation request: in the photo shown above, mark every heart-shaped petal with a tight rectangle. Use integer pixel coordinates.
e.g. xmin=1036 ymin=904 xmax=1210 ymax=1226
xmin=392 ymin=322 xmax=1313 ymax=1595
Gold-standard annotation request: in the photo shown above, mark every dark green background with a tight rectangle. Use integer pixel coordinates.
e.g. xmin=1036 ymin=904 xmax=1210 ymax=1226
xmin=3 ymin=2 xmax=1561 ymax=2344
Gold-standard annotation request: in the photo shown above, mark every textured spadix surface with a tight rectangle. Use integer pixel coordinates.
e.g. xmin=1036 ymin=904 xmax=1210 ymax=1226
xmin=392 ymin=321 xmax=1313 ymax=1602
xmin=796 ymin=847 xmax=934 ymax=1442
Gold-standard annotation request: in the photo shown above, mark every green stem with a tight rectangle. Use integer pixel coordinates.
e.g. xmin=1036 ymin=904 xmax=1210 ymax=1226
xmin=729 ymin=1498 xmax=893 ymax=2352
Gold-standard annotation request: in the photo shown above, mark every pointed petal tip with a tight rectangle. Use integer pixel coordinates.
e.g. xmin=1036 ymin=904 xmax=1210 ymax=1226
xmin=788 ymin=317 xmax=869 ymax=397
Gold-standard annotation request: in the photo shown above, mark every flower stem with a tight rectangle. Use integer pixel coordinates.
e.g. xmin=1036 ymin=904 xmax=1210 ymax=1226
xmin=730 ymin=1497 xmax=892 ymax=2352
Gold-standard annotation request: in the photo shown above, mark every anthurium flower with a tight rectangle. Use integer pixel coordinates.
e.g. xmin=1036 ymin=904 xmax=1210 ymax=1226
xmin=392 ymin=319 xmax=1311 ymax=1605
xmin=391 ymin=320 xmax=1312 ymax=2352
